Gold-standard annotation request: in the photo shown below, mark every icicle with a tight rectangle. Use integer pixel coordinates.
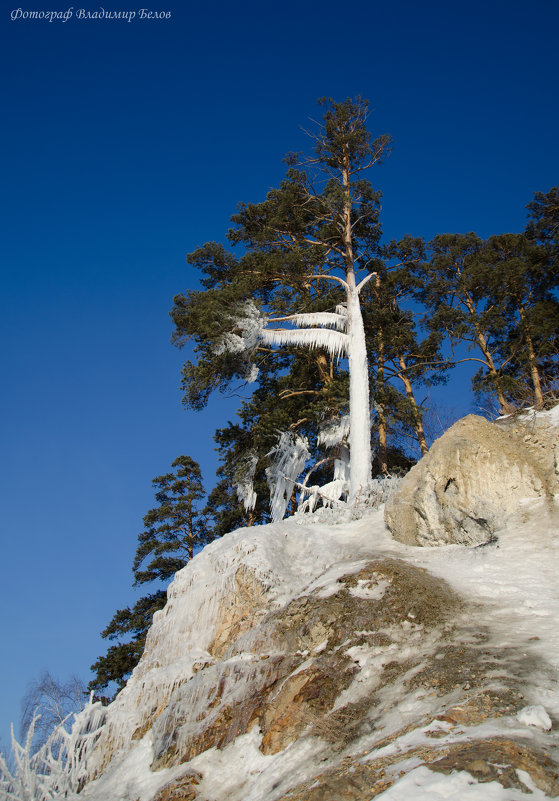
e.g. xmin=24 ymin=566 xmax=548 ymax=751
xmin=245 ymin=363 xmax=259 ymax=383
xmin=317 ymin=414 xmax=350 ymax=449
xmin=234 ymin=450 xmax=258 ymax=512
xmin=266 ymin=432 xmax=310 ymax=522
xmin=288 ymin=311 xmax=348 ymax=331
xmin=261 ymin=327 xmax=349 ymax=359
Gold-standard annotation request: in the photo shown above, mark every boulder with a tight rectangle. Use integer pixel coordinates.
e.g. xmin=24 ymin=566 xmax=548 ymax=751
xmin=385 ymin=414 xmax=556 ymax=546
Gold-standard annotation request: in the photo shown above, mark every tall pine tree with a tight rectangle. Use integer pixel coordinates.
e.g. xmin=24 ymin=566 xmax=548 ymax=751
xmin=171 ymin=98 xmax=395 ymax=511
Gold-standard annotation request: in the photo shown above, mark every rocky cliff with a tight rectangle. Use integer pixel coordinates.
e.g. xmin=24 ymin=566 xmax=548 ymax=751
xmin=75 ymin=408 xmax=559 ymax=800
xmin=385 ymin=409 xmax=559 ymax=547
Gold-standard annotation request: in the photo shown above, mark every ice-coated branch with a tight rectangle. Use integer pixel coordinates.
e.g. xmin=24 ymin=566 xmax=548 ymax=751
xmin=269 ymin=311 xmax=348 ymax=331
xmin=356 ymin=271 xmax=376 ymax=294
xmin=213 ymin=301 xmax=266 ymax=352
xmin=261 ymin=327 xmax=349 ymax=359
xmin=305 ymin=273 xmax=349 ymax=291
xmin=0 ymin=695 xmax=106 ymax=801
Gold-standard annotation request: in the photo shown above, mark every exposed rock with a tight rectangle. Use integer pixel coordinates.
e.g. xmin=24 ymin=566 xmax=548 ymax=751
xmin=149 ymin=558 xmax=461 ymax=768
xmin=151 ymin=771 xmax=201 ymax=801
xmin=429 ymin=738 xmax=559 ymax=796
xmin=385 ymin=413 xmax=557 ymax=546
xmin=74 ymin=422 xmax=559 ymax=801
xmin=496 ymin=406 xmax=559 ymax=483
xmin=209 ymin=563 xmax=270 ymax=658
xmin=278 ymin=737 xmax=559 ymax=800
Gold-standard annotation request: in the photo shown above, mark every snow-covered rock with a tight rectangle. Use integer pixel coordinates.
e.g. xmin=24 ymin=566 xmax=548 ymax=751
xmin=68 ymin=510 xmax=559 ymax=799
xmin=385 ymin=413 xmax=558 ymax=546
xmin=62 ymin=410 xmax=559 ymax=801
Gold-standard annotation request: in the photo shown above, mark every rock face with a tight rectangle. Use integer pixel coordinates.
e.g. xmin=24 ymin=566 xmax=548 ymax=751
xmin=385 ymin=413 xmax=558 ymax=546
xmin=73 ymin=410 xmax=559 ymax=801
xmin=75 ymin=499 xmax=559 ymax=800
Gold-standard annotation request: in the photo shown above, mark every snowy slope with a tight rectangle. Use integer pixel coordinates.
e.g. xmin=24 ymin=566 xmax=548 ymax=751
xmin=56 ymin=408 xmax=559 ymax=801
xmin=67 ymin=495 xmax=559 ymax=801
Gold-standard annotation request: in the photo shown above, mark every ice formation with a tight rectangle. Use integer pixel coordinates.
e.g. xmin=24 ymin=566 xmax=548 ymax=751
xmin=265 ymin=432 xmax=310 ymax=522
xmin=287 ymin=309 xmax=348 ymax=331
xmin=317 ymin=414 xmax=350 ymax=449
xmin=261 ymin=326 xmax=349 ymax=359
xmin=0 ymin=696 xmax=105 ymax=801
xmin=214 ymin=288 xmax=372 ymax=502
xmin=233 ymin=449 xmax=258 ymax=512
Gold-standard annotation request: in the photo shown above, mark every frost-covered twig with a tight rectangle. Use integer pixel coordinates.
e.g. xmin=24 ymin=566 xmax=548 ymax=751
xmin=0 ymin=695 xmax=106 ymax=801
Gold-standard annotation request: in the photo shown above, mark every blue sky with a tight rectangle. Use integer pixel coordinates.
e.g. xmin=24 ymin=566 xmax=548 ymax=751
xmin=1 ymin=0 xmax=557 ymax=747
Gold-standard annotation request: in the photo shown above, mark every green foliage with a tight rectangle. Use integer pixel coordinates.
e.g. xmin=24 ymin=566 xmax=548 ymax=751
xmin=418 ymin=225 xmax=558 ymax=410
xmin=133 ymin=455 xmax=209 ymax=581
xmin=526 ymin=186 xmax=559 ymax=255
xmin=472 ymin=233 xmax=558 ymax=405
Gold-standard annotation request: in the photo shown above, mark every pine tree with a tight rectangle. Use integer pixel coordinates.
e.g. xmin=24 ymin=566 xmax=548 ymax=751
xmin=418 ymin=232 xmax=516 ymax=413
xmin=474 ymin=233 xmax=558 ymax=407
xmin=172 ymin=98 xmax=392 ymax=510
xmin=361 ymin=236 xmax=447 ymax=466
xmin=526 ymin=186 xmax=559 ymax=256
xmin=89 ymin=456 xmax=210 ymax=699
xmin=418 ymin=226 xmax=558 ymax=411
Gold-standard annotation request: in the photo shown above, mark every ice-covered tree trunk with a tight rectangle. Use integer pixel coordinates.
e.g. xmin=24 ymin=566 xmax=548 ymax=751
xmin=341 ymin=142 xmax=372 ymax=501
xmin=346 ymin=281 xmax=372 ymax=500
xmin=261 ymin=289 xmax=372 ymax=505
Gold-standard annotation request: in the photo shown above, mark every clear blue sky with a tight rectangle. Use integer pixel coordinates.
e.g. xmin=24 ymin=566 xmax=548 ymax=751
xmin=1 ymin=0 xmax=557 ymax=747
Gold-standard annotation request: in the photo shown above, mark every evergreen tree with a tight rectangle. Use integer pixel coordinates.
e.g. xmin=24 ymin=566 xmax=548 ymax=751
xmin=362 ymin=236 xmax=447 ymax=467
xmin=171 ymin=98 xmax=393 ymax=511
xmin=89 ymin=456 xmax=210 ymax=699
xmin=526 ymin=186 xmax=559 ymax=256
xmin=418 ymin=232 xmax=516 ymax=412
xmin=474 ymin=233 xmax=558 ymax=407
xmin=418 ymin=227 xmax=558 ymax=411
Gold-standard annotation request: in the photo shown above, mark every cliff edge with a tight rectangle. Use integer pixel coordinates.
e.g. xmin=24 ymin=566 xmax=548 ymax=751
xmin=73 ymin=409 xmax=559 ymax=801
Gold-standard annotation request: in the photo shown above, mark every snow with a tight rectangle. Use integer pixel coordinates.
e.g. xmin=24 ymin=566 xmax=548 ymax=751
xmin=374 ymin=764 xmax=551 ymax=800
xmin=75 ymin=733 xmax=177 ymax=801
xmin=6 ymin=407 xmax=559 ymax=799
xmin=517 ymin=705 xmax=553 ymax=730
xmin=403 ymin=497 xmax=559 ymax=717
xmin=188 ymin=729 xmax=325 ymax=801
xmin=498 ymin=404 xmax=559 ymax=427
xmin=348 ymin=576 xmax=391 ymax=600
xmin=84 ymin=490 xmax=558 ymax=800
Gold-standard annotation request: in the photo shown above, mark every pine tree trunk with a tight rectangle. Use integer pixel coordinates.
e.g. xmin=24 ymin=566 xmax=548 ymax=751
xmin=341 ymin=150 xmax=372 ymax=500
xmin=463 ymin=295 xmax=512 ymax=413
xmin=316 ymin=352 xmax=333 ymax=386
xmin=397 ymin=354 xmax=429 ymax=455
xmin=376 ymin=321 xmax=388 ymax=474
xmin=377 ymin=401 xmax=388 ymax=475
xmin=518 ymin=304 xmax=545 ymax=408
